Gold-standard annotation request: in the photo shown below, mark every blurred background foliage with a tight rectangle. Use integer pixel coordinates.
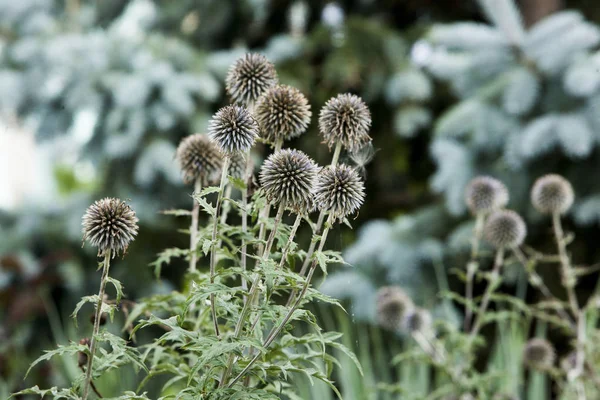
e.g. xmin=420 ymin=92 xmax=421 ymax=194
xmin=2 ymin=0 xmax=600 ymax=398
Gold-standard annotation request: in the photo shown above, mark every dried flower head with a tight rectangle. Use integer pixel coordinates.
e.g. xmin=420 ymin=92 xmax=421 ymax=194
xmin=82 ymin=198 xmax=139 ymax=256
xmin=319 ymin=93 xmax=372 ymax=152
xmin=484 ymin=210 xmax=526 ymax=249
xmin=225 ymin=53 xmax=278 ymax=105
xmin=404 ymin=308 xmax=432 ymax=333
xmin=531 ymin=174 xmax=574 ymax=215
xmin=175 ymin=133 xmax=223 ymax=185
xmin=78 ymin=338 xmax=91 ymax=367
xmin=523 ymin=338 xmax=555 ymax=370
xmin=208 ymin=105 xmax=259 ymax=155
xmin=313 ymin=164 xmax=365 ymax=220
xmin=465 ymin=176 xmax=509 ymax=214
xmin=255 ymin=85 xmax=312 ymax=144
xmin=259 ymin=149 xmax=318 ymax=212
xmin=376 ymin=286 xmax=414 ymax=331
xmin=228 ymin=152 xmax=250 ymax=180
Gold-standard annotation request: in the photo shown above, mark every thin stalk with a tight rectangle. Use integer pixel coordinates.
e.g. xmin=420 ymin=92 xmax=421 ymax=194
xmin=219 ymin=185 xmax=233 ymax=226
xmin=189 ymin=178 xmax=203 ymax=273
xmin=240 ymin=152 xmax=252 ymax=294
xmin=82 ymin=250 xmax=111 ymax=400
xmin=219 ymin=202 xmax=285 ymax=386
xmin=464 ymin=213 xmax=485 ymax=331
xmin=227 ymin=215 xmax=334 ymax=388
xmin=209 ymin=157 xmax=231 ymax=338
xmin=256 ymin=139 xmax=284 ymax=254
xmin=278 ymin=214 xmax=303 ymax=269
xmin=469 ymin=248 xmax=505 ymax=341
xmin=553 ymin=212 xmax=579 ymax=315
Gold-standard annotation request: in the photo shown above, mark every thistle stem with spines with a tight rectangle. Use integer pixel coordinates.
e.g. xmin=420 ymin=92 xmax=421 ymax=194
xmin=227 ymin=214 xmax=335 ymax=388
xmin=220 ymin=202 xmax=285 ymax=386
xmin=240 ymin=151 xmax=253 ymax=295
xmin=189 ymin=178 xmax=203 ymax=273
xmin=464 ymin=212 xmax=485 ymax=331
xmin=209 ymin=156 xmax=231 ymax=338
xmin=469 ymin=248 xmax=505 ymax=341
xmin=82 ymin=250 xmax=111 ymax=400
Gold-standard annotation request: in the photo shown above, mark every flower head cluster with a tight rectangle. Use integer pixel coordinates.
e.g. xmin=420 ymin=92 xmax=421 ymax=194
xmin=376 ymin=286 xmax=414 ymax=331
xmin=175 ymin=133 xmax=223 ymax=185
xmin=225 ymin=53 xmax=278 ymax=105
xmin=531 ymin=174 xmax=574 ymax=215
xmin=465 ymin=176 xmax=509 ymax=215
xmin=313 ymin=164 xmax=365 ymax=220
xmin=208 ymin=105 xmax=259 ymax=155
xmin=319 ymin=93 xmax=371 ymax=152
xmin=259 ymin=149 xmax=318 ymax=213
xmin=484 ymin=210 xmax=526 ymax=249
xmin=82 ymin=198 xmax=139 ymax=256
xmin=255 ymin=85 xmax=311 ymax=144
xmin=523 ymin=338 xmax=556 ymax=370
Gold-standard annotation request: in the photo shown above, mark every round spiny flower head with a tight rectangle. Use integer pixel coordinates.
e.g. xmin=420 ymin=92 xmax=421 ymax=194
xmin=319 ymin=93 xmax=372 ymax=152
xmin=82 ymin=198 xmax=139 ymax=256
xmin=228 ymin=152 xmax=250 ymax=180
xmin=523 ymin=338 xmax=555 ymax=370
xmin=175 ymin=133 xmax=223 ymax=185
xmin=465 ymin=176 xmax=509 ymax=215
xmin=376 ymin=286 xmax=414 ymax=331
xmin=225 ymin=53 xmax=278 ymax=105
xmin=255 ymin=84 xmax=312 ymax=144
xmin=484 ymin=210 xmax=526 ymax=249
xmin=259 ymin=149 xmax=318 ymax=213
xmin=208 ymin=105 xmax=259 ymax=155
xmin=404 ymin=308 xmax=432 ymax=333
xmin=313 ymin=164 xmax=365 ymax=220
xmin=531 ymin=174 xmax=574 ymax=215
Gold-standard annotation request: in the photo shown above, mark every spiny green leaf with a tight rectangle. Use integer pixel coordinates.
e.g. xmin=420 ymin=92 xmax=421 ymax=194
xmin=106 ymin=276 xmax=124 ymax=304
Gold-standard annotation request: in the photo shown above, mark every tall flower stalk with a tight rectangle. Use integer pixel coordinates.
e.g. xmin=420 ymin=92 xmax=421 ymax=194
xmin=80 ymin=198 xmax=138 ymax=400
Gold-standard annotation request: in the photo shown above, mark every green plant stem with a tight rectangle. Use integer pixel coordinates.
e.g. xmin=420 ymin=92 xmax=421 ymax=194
xmin=278 ymin=214 xmax=303 ymax=269
xmin=227 ymin=215 xmax=334 ymax=388
xmin=256 ymin=139 xmax=284 ymax=254
xmin=219 ymin=185 xmax=233 ymax=226
xmin=465 ymin=212 xmax=485 ymax=331
xmin=553 ymin=212 xmax=579 ymax=316
xmin=209 ymin=157 xmax=230 ymax=338
xmin=240 ymin=152 xmax=253 ymax=295
xmin=189 ymin=178 xmax=203 ymax=273
xmin=82 ymin=250 xmax=111 ymax=400
xmin=220 ymin=202 xmax=285 ymax=387
xmin=469 ymin=248 xmax=505 ymax=341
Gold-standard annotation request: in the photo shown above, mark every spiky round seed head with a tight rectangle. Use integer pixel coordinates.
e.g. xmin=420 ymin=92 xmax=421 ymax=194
xmin=225 ymin=53 xmax=278 ymax=105
xmin=313 ymin=164 xmax=365 ymax=220
xmin=259 ymin=149 xmax=318 ymax=212
xmin=484 ymin=210 xmax=527 ymax=249
xmin=404 ymin=308 xmax=432 ymax=333
xmin=228 ymin=152 xmax=250 ymax=180
xmin=531 ymin=174 xmax=574 ymax=215
xmin=82 ymin=198 xmax=139 ymax=256
xmin=319 ymin=93 xmax=372 ymax=152
xmin=523 ymin=338 xmax=555 ymax=370
xmin=208 ymin=105 xmax=259 ymax=155
xmin=465 ymin=176 xmax=509 ymax=214
xmin=175 ymin=134 xmax=223 ymax=185
xmin=376 ymin=286 xmax=414 ymax=331
xmin=255 ymin=85 xmax=312 ymax=144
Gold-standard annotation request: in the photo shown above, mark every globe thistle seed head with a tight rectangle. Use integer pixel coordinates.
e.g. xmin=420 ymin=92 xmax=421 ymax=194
xmin=465 ymin=176 xmax=509 ymax=214
xmin=523 ymin=338 xmax=555 ymax=370
xmin=208 ymin=105 xmax=259 ymax=155
xmin=484 ymin=210 xmax=527 ymax=249
xmin=228 ymin=152 xmax=250 ymax=180
xmin=376 ymin=286 xmax=414 ymax=331
xmin=255 ymin=84 xmax=312 ymax=144
xmin=319 ymin=93 xmax=372 ymax=152
xmin=82 ymin=198 xmax=139 ymax=256
xmin=225 ymin=53 xmax=278 ymax=105
xmin=404 ymin=308 xmax=433 ymax=333
xmin=313 ymin=164 xmax=365 ymax=220
xmin=175 ymin=133 xmax=223 ymax=185
xmin=531 ymin=174 xmax=574 ymax=215
xmin=259 ymin=149 xmax=318 ymax=212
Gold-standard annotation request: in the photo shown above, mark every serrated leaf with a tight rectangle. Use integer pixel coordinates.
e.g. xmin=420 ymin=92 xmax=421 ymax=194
xmin=106 ymin=276 xmax=124 ymax=304
xmin=228 ymin=175 xmax=247 ymax=190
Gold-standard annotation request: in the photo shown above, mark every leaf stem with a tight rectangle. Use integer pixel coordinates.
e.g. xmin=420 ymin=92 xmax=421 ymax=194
xmin=469 ymin=248 xmax=504 ymax=341
xmin=189 ymin=178 xmax=202 ymax=273
xmin=82 ymin=250 xmax=111 ymax=400
xmin=464 ymin=212 xmax=485 ymax=331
